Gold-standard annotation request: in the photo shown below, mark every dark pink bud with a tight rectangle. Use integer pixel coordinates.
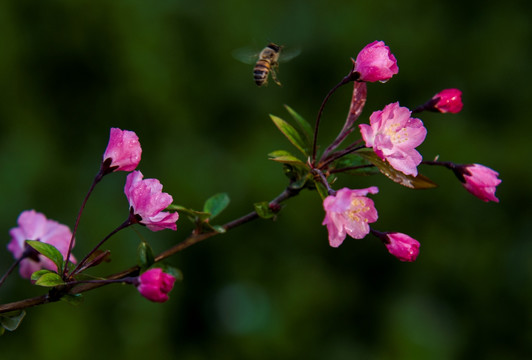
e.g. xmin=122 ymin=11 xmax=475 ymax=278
xmin=102 ymin=128 xmax=142 ymax=172
xmin=458 ymin=164 xmax=501 ymax=202
xmin=432 ymin=88 xmax=463 ymax=114
xmin=137 ymin=268 xmax=176 ymax=303
xmin=354 ymin=41 xmax=399 ymax=83
xmin=383 ymin=232 xmax=420 ymax=262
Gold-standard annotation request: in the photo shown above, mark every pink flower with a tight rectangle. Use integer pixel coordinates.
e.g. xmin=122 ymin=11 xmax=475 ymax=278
xmin=383 ymin=232 xmax=420 ymax=262
xmin=124 ymin=171 xmax=179 ymax=231
xmin=7 ymin=210 xmax=76 ymax=279
xmin=354 ymin=41 xmax=399 ymax=82
xmin=433 ymin=88 xmax=463 ymax=113
xmin=458 ymin=164 xmax=501 ymax=202
xmin=322 ymin=187 xmax=379 ymax=247
xmin=137 ymin=268 xmax=176 ymax=303
xmin=102 ymin=128 xmax=142 ymax=172
xmin=359 ymin=102 xmax=427 ymax=176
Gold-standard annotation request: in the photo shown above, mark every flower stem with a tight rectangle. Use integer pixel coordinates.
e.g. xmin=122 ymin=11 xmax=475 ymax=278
xmin=63 ymin=170 xmax=104 ymax=277
xmin=0 ymin=257 xmax=24 ymax=289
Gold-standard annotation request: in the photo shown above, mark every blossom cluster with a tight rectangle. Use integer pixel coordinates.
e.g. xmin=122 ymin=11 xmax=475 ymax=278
xmin=6 ymin=128 xmax=178 ymax=302
xmin=319 ymin=40 xmax=500 ymax=262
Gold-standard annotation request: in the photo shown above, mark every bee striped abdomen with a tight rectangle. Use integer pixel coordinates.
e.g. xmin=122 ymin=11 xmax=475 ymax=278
xmin=253 ymin=60 xmax=271 ymax=86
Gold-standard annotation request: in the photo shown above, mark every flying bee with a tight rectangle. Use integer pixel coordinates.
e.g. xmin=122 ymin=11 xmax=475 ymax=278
xmin=233 ymin=42 xmax=300 ymax=87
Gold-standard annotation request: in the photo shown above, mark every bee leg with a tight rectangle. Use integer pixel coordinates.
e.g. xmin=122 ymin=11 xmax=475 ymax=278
xmin=270 ymin=64 xmax=282 ymax=86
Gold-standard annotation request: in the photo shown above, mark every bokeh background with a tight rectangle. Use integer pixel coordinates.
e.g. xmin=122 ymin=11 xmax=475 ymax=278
xmin=0 ymin=0 xmax=530 ymax=359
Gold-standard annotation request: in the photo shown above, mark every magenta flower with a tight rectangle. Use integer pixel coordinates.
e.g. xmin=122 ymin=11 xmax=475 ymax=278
xmin=7 ymin=210 xmax=76 ymax=279
xmin=433 ymin=88 xmax=463 ymax=114
xmin=137 ymin=268 xmax=176 ymax=303
xmin=124 ymin=171 xmax=179 ymax=231
xmin=383 ymin=232 xmax=420 ymax=262
xmin=102 ymin=128 xmax=142 ymax=172
xmin=458 ymin=164 xmax=501 ymax=202
xmin=354 ymin=41 xmax=399 ymax=82
xmin=359 ymin=102 xmax=427 ymax=176
xmin=322 ymin=187 xmax=379 ymax=247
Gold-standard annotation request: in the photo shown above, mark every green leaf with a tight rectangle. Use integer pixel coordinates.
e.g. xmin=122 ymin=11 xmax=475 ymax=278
xmin=155 ymin=264 xmax=184 ymax=282
xmin=254 ymin=201 xmax=277 ymax=219
xmin=203 ymin=193 xmax=230 ymax=219
xmin=208 ymin=224 xmax=226 ymax=233
xmin=25 ymin=240 xmax=64 ymax=273
xmin=137 ymin=241 xmax=155 ymax=270
xmin=166 ymin=204 xmax=210 ymax=222
xmin=0 ymin=310 xmax=26 ymax=332
xmin=31 ymin=269 xmax=54 ymax=282
xmin=357 ymin=150 xmax=438 ymax=189
xmin=268 ymin=150 xmax=307 ymax=166
xmin=331 ymin=153 xmax=379 ymax=176
xmin=34 ymin=272 xmax=65 ymax=287
xmin=60 ymin=293 xmax=84 ymax=306
xmin=314 ymin=180 xmax=329 ymax=200
xmin=284 ymin=105 xmax=313 ymax=142
xmin=270 ymin=115 xmax=309 ymax=156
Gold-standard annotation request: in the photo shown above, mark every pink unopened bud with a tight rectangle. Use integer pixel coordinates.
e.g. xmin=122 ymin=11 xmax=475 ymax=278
xmin=383 ymin=232 xmax=420 ymax=262
xmin=102 ymin=128 xmax=142 ymax=172
xmin=432 ymin=88 xmax=463 ymax=113
xmin=137 ymin=268 xmax=176 ymax=303
xmin=354 ymin=41 xmax=399 ymax=83
xmin=458 ymin=164 xmax=501 ymax=202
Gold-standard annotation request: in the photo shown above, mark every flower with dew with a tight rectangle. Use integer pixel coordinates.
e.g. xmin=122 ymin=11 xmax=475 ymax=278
xmin=7 ymin=210 xmax=76 ymax=279
xmin=322 ymin=187 xmax=379 ymax=247
xmin=359 ymin=102 xmax=427 ymax=176
xmin=136 ymin=268 xmax=176 ymax=303
xmin=382 ymin=232 xmax=420 ymax=262
xmin=102 ymin=128 xmax=142 ymax=173
xmin=124 ymin=170 xmax=179 ymax=231
xmin=432 ymin=88 xmax=463 ymax=114
xmin=456 ymin=164 xmax=501 ymax=203
xmin=354 ymin=40 xmax=399 ymax=83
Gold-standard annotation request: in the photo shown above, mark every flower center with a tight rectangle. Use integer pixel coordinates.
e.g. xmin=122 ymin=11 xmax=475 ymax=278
xmin=347 ymin=198 xmax=370 ymax=222
xmin=386 ymin=123 xmax=409 ymax=144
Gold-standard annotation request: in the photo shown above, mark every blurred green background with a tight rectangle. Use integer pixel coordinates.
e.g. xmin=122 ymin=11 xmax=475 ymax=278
xmin=0 ymin=0 xmax=530 ymax=359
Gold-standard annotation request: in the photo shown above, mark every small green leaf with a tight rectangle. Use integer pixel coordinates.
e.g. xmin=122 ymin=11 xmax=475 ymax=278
xmin=0 ymin=310 xmax=26 ymax=332
xmin=331 ymin=153 xmax=378 ymax=176
xmin=314 ymin=180 xmax=329 ymax=200
xmin=284 ymin=105 xmax=313 ymax=142
xmin=60 ymin=293 xmax=84 ymax=306
xmin=270 ymin=115 xmax=309 ymax=156
xmin=209 ymin=225 xmax=226 ymax=233
xmin=167 ymin=205 xmax=210 ymax=222
xmin=34 ymin=272 xmax=65 ymax=287
xmin=254 ymin=201 xmax=277 ymax=219
xmin=203 ymin=193 xmax=230 ymax=220
xmin=357 ymin=150 xmax=438 ymax=189
xmin=138 ymin=241 xmax=155 ymax=270
xmin=25 ymin=240 xmax=64 ymax=273
xmin=31 ymin=269 xmax=54 ymax=282
xmin=155 ymin=264 xmax=184 ymax=282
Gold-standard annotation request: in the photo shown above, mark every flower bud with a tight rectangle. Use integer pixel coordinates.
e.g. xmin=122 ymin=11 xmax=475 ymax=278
xmin=432 ymin=88 xmax=463 ymax=113
xmin=354 ymin=41 xmax=398 ymax=82
xmin=137 ymin=268 xmax=176 ymax=303
xmin=455 ymin=164 xmax=501 ymax=202
xmin=383 ymin=232 xmax=420 ymax=262
xmin=102 ymin=128 xmax=142 ymax=173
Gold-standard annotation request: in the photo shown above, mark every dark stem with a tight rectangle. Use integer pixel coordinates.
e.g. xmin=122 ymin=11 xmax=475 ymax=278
xmin=311 ymin=169 xmax=336 ymax=196
xmin=0 ymin=257 xmax=24 ymax=289
xmin=329 ymin=164 xmax=375 ymax=175
xmin=318 ymin=143 xmax=365 ymax=169
xmin=69 ymin=218 xmax=132 ymax=278
xmin=63 ymin=170 xmax=104 ymax=277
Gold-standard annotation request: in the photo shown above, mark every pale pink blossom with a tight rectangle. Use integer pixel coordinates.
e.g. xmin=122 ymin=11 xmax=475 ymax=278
xmin=7 ymin=210 xmax=76 ymax=278
xmin=102 ymin=128 xmax=142 ymax=172
xmin=433 ymin=88 xmax=463 ymax=113
xmin=383 ymin=232 xmax=420 ymax=262
xmin=359 ymin=102 xmax=427 ymax=176
xmin=458 ymin=164 xmax=501 ymax=202
xmin=354 ymin=41 xmax=399 ymax=82
xmin=124 ymin=171 xmax=179 ymax=231
xmin=137 ymin=268 xmax=176 ymax=303
xmin=322 ymin=187 xmax=379 ymax=247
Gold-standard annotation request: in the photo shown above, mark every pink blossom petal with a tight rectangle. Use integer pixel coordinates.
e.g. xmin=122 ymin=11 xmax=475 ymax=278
xmin=102 ymin=128 xmax=142 ymax=172
xmin=354 ymin=41 xmax=399 ymax=82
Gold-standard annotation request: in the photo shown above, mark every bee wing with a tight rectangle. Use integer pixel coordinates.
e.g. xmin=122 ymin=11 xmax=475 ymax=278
xmin=278 ymin=47 xmax=301 ymax=63
xmin=232 ymin=47 xmax=260 ymax=65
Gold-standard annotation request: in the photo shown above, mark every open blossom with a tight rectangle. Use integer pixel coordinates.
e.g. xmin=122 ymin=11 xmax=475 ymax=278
xmin=354 ymin=41 xmax=399 ymax=82
xmin=322 ymin=187 xmax=379 ymax=247
xmin=137 ymin=268 xmax=176 ymax=303
xmin=7 ymin=210 xmax=76 ymax=279
xmin=102 ymin=128 xmax=142 ymax=172
xmin=433 ymin=88 xmax=463 ymax=113
xmin=383 ymin=232 xmax=420 ymax=262
xmin=359 ymin=102 xmax=427 ymax=176
xmin=457 ymin=164 xmax=501 ymax=202
xmin=125 ymin=171 xmax=179 ymax=231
